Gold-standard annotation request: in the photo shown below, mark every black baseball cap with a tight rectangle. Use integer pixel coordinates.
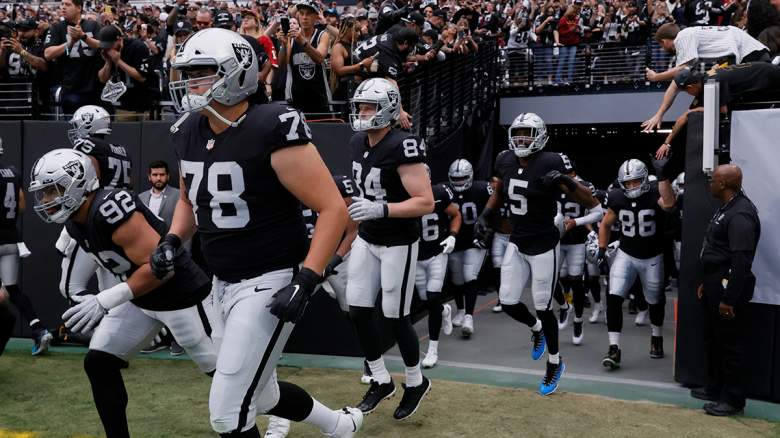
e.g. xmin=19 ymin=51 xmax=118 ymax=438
xmin=14 ymin=18 xmax=38 ymax=30
xmin=432 ymin=9 xmax=447 ymax=19
xmin=173 ymin=19 xmax=194 ymax=35
xmin=402 ymin=11 xmax=425 ymax=27
xmin=98 ymin=25 xmax=122 ymax=49
xmin=674 ymin=68 xmax=704 ymax=87
xmin=215 ymin=11 xmax=235 ymax=28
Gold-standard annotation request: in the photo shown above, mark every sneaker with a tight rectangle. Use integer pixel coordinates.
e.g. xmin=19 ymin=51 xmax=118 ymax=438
xmin=602 ymin=344 xmax=621 ymax=370
xmin=690 ymin=387 xmax=719 ymax=402
xmin=360 ymin=360 xmax=372 ymax=385
xmin=32 ymin=329 xmax=53 ymax=356
xmin=650 ymin=336 xmax=664 ymax=359
xmin=539 ymin=360 xmax=565 ymax=396
xmin=357 ymin=379 xmax=396 ymax=414
xmin=421 ymin=349 xmax=438 ymax=369
xmin=628 ymin=298 xmax=638 ymax=315
xmin=461 ymin=315 xmax=474 ymax=338
xmin=531 ymin=329 xmax=546 ymax=361
xmin=170 ymin=341 xmax=185 ymax=357
xmin=264 ymin=416 xmax=291 ymax=438
xmin=393 ymin=376 xmax=431 ymax=421
xmin=572 ymin=321 xmax=583 ymax=346
xmin=451 ymin=309 xmax=465 ymax=327
xmin=492 ymin=304 xmax=503 ymax=313
xmin=558 ymin=304 xmax=571 ymax=330
xmin=141 ymin=340 xmax=169 ymax=354
xmin=588 ymin=302 xmax=602 ymax=324
xmin=441 ymin=304 xmax=453 ymax=336
xmin=634 ymin=309 xmax=649 ymax=326
xmin=326 ymin=407 xmax=363 ymax=437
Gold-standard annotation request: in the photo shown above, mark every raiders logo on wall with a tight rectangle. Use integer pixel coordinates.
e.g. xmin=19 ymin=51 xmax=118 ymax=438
xmin=232 ymin=42 xmax=254 ymax=70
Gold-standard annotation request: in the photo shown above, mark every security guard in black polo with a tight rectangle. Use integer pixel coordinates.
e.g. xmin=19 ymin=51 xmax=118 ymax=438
xmin=694 ymin=164 xmax=761 ymax=416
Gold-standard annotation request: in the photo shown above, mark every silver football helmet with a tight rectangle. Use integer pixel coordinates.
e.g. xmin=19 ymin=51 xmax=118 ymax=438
xmin=28 ymin=149 xmax=99 ymax=224
xmin=169 ymin=28 xmax=259 ymax=126
xmin=508 ymin=112 xmax=548 ymax=157
xmin=585 ymin=231 xmax=620 ymax=264
xmin=349 ymin=78 xmax=401 ymax=131
xmin=448 ymin=159 xmax=473 ymax=192
xmin=68 ymin=105 xmax=112 ymax=146
xmin=673 ymin=172 xmax=685 ymax=197
xmin=617 ymin=159 xmax=650 ymax=199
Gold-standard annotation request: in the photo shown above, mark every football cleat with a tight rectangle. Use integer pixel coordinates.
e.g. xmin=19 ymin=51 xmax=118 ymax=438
xmin=264 ymin=416 xmax=291 ymax=438
xmin=634 ymin=309 xmax=649 ymax=326
xmin=588 ymin=302 xmax=603 ymax=324
xmin=325 ymin=407 xmax=363 ymax=437
xmin=539 ymin=360 xmax=565 ymax=396
xmin=602 ymin=345 xmax=621 ymax=370
xmin=31 ymin=329 xmax=53 ymax=356
xmin=531 ymin=329 xmax=546 ymax=361
xmin=421 ymin=350 xmax=438 ymax=369
xmin=169 ymin=341 xmax=185 ymax=357
xmin=558 ymin=304 xmax=571 ymax=330
xmin=441 ymin=304 xmax=453 ymax=336
xmin=650 ymin=336 xmax=664 ymax=359
xmin=451 ymin=309 xmax=465 ymax=327
xmin=357 ymin=379 xmax=396 ymax=414
xmin=393 ymin=377 xmax=431 ymax=421
xmin=572 ymin=321 xmax=583 ymax=346
xmin=461 ymin=315 xmax=474 ymax=338
xmin=492 ymin=304 xmax=503 ymax=313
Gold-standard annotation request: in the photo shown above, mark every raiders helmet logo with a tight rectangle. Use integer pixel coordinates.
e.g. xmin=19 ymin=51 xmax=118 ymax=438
xmin=386 ymin=89 xmax=400 ymax=108
xmin=232 ymin=42 xmax=253 ymax=70
xmin=81 ymin=112 xmax=94 ymax=125
xmin=63 ymin=160 xmax=85 ymax=180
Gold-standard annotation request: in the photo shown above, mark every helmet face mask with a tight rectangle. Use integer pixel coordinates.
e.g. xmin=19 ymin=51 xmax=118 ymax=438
xmin=349 ymin=78 xmax=401 ymax=132
xmin=28 ymin=149 xmax=99 ymax=224
xmin=448 ymin=159 xmax=473 ymax=192
xmin=508 ymin=113 xmax=548 ymax=158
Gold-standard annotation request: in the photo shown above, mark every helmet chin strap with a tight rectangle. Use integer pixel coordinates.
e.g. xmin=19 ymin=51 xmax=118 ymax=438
xmin=205 ymin=104 xmax=247 ymax=128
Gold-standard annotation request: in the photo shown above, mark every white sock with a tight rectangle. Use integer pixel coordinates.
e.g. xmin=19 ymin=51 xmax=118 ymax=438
xmin=531 ymin=320 xmax=542 ymax=332
xmin=548 ymin=353 xmax=560 ymax=364
xmin=608 ymin=331 xmax=621 ymax=347
xmin=427 ymin=340 xmax=439 ymax=353
xmin=561 ymin=302 xmax=570 ymax=310
xmin=405 ymin=364 xmax=423 ymax=387
xmin=367 ymin=357 xmax=391 ymax=384
xmin=574 ymin=316 xmax=583 ymax=323
xmin=651 ymin=324 xmax=663 ymax=337
xmin=304 ymin=398 xmax=339 ymax=435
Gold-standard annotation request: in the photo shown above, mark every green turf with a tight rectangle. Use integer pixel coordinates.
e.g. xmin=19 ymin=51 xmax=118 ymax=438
xmin=1 ymin=349 xmax=778 ymax=438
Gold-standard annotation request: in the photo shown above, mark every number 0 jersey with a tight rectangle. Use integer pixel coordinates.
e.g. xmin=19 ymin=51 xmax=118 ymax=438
xmin=350 ymin=129 xmax=427 ymax=246
xmin=173 ymin=103 xmax=312 ymax=282
xmin=558 ymin=177 xmax=595 ymax=245
xmin=450 ymin=180 xmax=492 ymax=251
xmin=418 ymin=183 xmax=454 ymax=260
xmin=73 ymin=136 xmax=133 ymax=189
xmin=607 ymin=183 xmax=666 ymax=259
xmin=494 ymin=151 xmax=570 ymax=255
xmin=66 ymin=189 xmax=210 ymax=311
xmin=0 ymin=163 xmax=20 ymax=244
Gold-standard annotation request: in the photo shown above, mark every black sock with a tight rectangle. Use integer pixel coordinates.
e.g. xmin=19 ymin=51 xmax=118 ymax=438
xmin=571 ymin=277 xmax=586 ymax=319
xmin=464 ymin=280 xmax=478 ymax=315
xmin=220 ymin=425 xmax=261 ymax=438
xmin=6 ymin=285 xmax=43 ymax=331
xmin=266 ymin=381 xmax=315 ymax=421
xmin=587 ymin=276 xmax=601 ymax=303
xmin=502 ymin=302 xmax=538 ymax=327
xmin=348 ymin=306 xmax=382 ymax=361
xmin=491 ymin=267 xmax=502 ymax=292
xmin=606 ymin=295 xmax=624 ymax=333
xmin=391 ymin=316 xmax=420 ymax=367
xmin=559 ymin=277 xmax=572 ymax=295
xmin=0 ymin=304 xmax=15 ymax=356
xmin=426 ymin=292 xmax=443 ymax=341
xmin=553 ymin=282 xmax=566 ymax=307
xmin=84 ymin=350 xmax=130 ymax=438
xmin=649 ymin=296 xmax=666 ymax=328
xmin=537 ymin=310 xmax=559 ymax=355
xmin=453 ymin=285 xmax=465 ymax=310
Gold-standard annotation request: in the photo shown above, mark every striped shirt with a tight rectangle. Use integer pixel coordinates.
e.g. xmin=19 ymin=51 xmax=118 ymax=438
xmin=674 ymin=26 xmax=768 ymax=66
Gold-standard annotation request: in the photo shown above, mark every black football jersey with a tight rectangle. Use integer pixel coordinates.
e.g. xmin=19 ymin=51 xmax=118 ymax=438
xmin=494 ymin=151 xmax=569 ymax=255
xmin=0 ymin=163 xmax=20 ymax=244
xmin=418 ymin=183 xmax=454 ymax=260
xmin=173 ymin=103 xmax=312 ymax=282
xmin=450 ymin=180 xmax=492 ymax=251
xmin=65 ymin=189 xmax=210 ymax=311
xmin=73 ymin=137 xmax=133 ymax=189
xmin=302 ymin=174 xmax=358 ymax=240
xmin=559 ymin=177 xmax=596 ymax=245
xmin=606 ymin=184 xmax=666 ymax=259
xmin=350 ymin=129 xmax=427 ymax=246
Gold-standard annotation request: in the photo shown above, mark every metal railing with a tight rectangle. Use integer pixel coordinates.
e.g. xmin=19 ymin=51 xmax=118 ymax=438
xmin=0 ymin=82 xmax=34 ymax=120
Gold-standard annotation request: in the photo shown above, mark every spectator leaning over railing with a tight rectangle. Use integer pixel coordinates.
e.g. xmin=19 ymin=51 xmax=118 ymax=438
xmin=43 ymin=0 xmax=103 ymax=115
xmin=555 ymin=5 xmax=580 ymax=84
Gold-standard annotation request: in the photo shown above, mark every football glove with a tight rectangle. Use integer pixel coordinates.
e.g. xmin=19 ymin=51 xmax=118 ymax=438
xmin=268 ymin=267 xmax=321 ymax=323
xmin=597 ymin=247 xmax=609 ymax=273
xmin=440 ymin=235 xmax=456 ymax=254
xmin=323 ymin=254 xmax=343 ymax=278
xmin=62 ymin=283 xmax=133 ymax=334
xmin=348 ymin=197 xmax=388 ymax=221
xmin=542 ymin=170 xmax=578 ymax=192
xmin=150 ymin=234 xmax=181 ymax=280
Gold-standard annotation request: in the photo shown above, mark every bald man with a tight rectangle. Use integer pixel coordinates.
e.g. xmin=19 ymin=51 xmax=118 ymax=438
xmin=694 ymin=164 xmax=761 ymax=416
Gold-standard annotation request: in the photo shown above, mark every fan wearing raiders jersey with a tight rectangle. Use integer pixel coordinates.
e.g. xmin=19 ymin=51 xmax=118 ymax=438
xmin=416 ymin=179 xmax=461 ymax=369
xmin=29 ymin=148 xmax=217 ymax=438
xmin=346 ymin=77 xmax=434 ymax=420
xmin=446 ymin=159 xmax=492 ymax=338
xmin=598 ymin=159 xmax=676 ymax=370
xmin=0 ymin=139 xmax=53 ymax=356
xmin=475 ymin=113 xmax=602 ymax=396
xmin=154 ymin=28 xmax=362 ymax=438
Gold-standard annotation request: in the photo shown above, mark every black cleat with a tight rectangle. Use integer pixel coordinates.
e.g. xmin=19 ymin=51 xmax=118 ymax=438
xmin=691 ymin=387 xmax=718 ymax=402
xmin=602 ymin=344 xmax=621 ymax=370
xmin=393 ymin=377 xmax=431 ymax=421
xmin=650 ymin=336 xmax=664 ymax=358
xmin=704 ymin=402 xmax=743 ymax=417
xmin=357 ymin=380 xmax=396 ymax=414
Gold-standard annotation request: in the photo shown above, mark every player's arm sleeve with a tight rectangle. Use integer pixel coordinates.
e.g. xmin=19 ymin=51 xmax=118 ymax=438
xmin=270 ymin=106 xmax=313 ymax=152
xmin=95 ymin=190 xmax=139 ymax=233
xmin=395 ymin=135 xmax=427 ymax=165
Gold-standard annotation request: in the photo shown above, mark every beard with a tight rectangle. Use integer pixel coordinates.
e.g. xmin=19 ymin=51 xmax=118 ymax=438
xmin=153 ymin=181 xmax=167 ymax=190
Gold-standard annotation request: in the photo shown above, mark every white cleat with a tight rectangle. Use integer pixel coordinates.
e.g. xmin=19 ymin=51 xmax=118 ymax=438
xmin=441 ymin=304 xmax=453 ymax=336
xmin=558 ymin=304 xmax=571 ymax=331
xmin=492 ymin=304 xmax=503 ymax=313
xmin=264 ymin=416 xmax=290 ymax=438
xmin=635 ymin=309 xmax=649 ymax=326
xmin=588 ymin=302 xmax=603 ymax=324
xmin=421 ymin=350 xmax=438 ymax=368
xmin=451 ymin=309 xmax=465 ymax=327
xmin=461 ymin=315 xmax=474 ymax=338
xmin=326 ymin=407 xmax=363 ymax=438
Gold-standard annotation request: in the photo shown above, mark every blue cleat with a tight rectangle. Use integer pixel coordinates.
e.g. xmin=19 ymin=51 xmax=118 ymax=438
xmin=531 ymin=329 xmax=546 ymax=361
xmin=32 ymin=329 xmax=53 ymax=356
xmin=539 ymin=360 xmax=565 ymax=396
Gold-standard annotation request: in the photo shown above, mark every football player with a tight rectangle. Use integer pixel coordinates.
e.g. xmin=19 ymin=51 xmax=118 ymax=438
xmin=345 ymin=77 xmax=434 ymax=420
xmin=417 ymin=166 xmax=461 ymax=368
xmin=555 ymin=155 xmax=602 ymax=345
xmin=0 ymin=137 xmax=52 ymax=355
xmin=476 ymin=113 xmax=602 ymax=396
xmin=446 ymin=159 xmax=491 ymax=338
xmin=152 ymin=29 xmax=362 ymax=437
xmin=598 ymin=159 xmax=676 ymax=370
xmin=29 ymin=148 xmax=217 ymax=438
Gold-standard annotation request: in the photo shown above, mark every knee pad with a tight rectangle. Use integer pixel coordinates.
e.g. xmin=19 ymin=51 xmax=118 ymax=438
xmin=84 ymin=349 xmax=127 ymax=377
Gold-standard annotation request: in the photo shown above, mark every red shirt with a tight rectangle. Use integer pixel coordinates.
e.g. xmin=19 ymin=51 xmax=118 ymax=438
xmin=557 ymin=16 xmax=581 ymax=46
xmin=258 ymin=35 xmax=278 ymax=68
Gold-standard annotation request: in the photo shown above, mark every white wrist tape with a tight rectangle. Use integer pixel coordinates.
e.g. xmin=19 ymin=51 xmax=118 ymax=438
xmin=96 ymin=282 xmax=134 ymax=310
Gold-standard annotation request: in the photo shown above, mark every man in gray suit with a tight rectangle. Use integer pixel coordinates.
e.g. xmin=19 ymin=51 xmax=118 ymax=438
xmin=139 ymin=160 xmax=179 ymax=228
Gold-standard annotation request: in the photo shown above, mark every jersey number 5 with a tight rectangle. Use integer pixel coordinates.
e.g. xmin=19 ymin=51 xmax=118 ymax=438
xmin=508 ymin=178 xmax=529 ymax=216
xmin=181 ymin=160 xmax=250 ymax=229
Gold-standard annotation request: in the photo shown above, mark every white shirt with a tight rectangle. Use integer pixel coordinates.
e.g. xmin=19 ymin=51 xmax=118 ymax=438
xmin=674 ymin=26 xmax=768 ymax=66
xmin=148 ymin=191 xmax=164 ymax=217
